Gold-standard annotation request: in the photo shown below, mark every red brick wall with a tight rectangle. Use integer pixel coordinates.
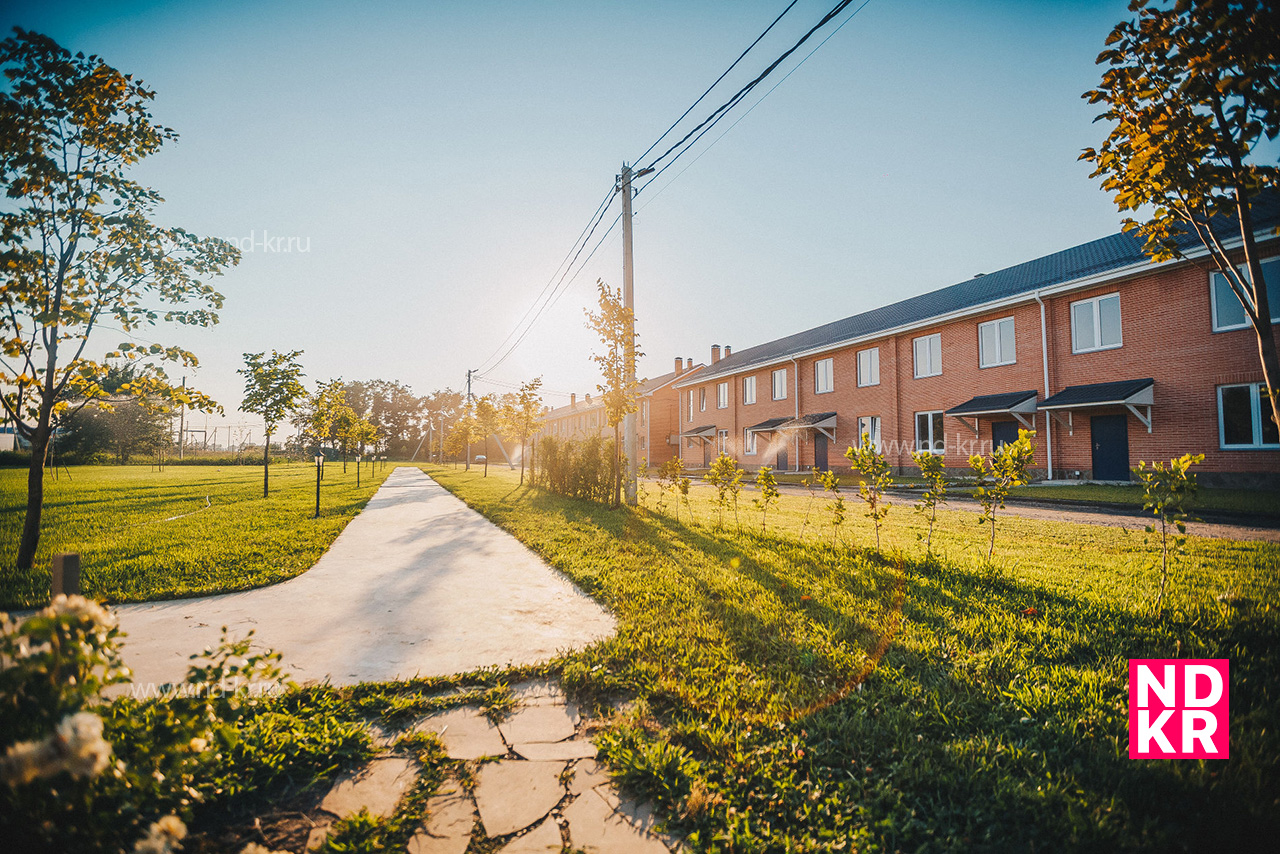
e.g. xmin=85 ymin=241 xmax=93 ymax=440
xmin=673 ymin=240 xmax=1280 ymax=479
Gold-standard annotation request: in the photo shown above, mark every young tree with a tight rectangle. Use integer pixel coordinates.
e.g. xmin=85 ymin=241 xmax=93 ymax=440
xmin=846 ymin=436 xmax=893 ymax=553
xmin=508 ymin=378 xmax=544 ymax=485
xmin=817 ymin=469 xmax=846 ymax=552
xmin=704 ymin=452 xmax=743 ymax=531
xmin=474 ymin=395 xmax=501 ymax=477
xmin=238 ymin=350 xmax=306 ymax=497
xmin=1135 ymin=453 xmax=1203 ymax=613
xmin=584 ymin=280 xmax=642 ymax=508
xmin=0 ymin=30 xmax=238 ymax=569
xmin=447 ymin=412 xmax=480 ymax=471
xmin=912 ymin=450 xmax=948 ymax=556
xmin=968 ymin=430 xmax=1037 ymax=563
xmin=752 ymin=465 xmax=781 ymax=534
xmin=1082 ymin=0 xmax=1280 ymax=430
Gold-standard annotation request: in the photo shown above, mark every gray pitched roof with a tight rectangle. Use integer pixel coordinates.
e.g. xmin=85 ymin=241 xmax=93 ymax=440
xmin=679 ymin=192 xmax=1280 ymax=387
xmin=1039 ymin=378 xmax=1154 ymax=409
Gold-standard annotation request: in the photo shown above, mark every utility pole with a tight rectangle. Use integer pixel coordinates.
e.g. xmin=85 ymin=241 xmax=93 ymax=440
xmin=177 ymin=376 xmax=186 ymax=461
xmin=619 ymin=162 xmax=652 ymax=506
xmin=465 ymin=370 xmax=474 ymax=471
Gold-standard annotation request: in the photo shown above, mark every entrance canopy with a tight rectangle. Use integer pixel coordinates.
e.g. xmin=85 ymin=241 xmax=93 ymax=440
xmin=745 ymin=416 xmax=791 ymax=435
xmin=945 ymin=390 xmax=1038 ymax=434
xmin=1039 ymin=378 xmax=1154 ymax=434
xmin=679 ymin=424 xmax=718 ymax=443
xmin=776 ymin=412 xmax=837 ymax=441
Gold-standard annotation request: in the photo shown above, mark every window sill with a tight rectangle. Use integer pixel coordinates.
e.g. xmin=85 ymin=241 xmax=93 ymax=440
xmin=1071 ymin=343 xmax=1123 ymax=355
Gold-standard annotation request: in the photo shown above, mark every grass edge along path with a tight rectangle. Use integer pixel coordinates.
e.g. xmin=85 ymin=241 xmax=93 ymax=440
xmin=0 ymin=461 xmax=396 ymax=609
xmin=421 ymin=464 xmax=1280 ymax=853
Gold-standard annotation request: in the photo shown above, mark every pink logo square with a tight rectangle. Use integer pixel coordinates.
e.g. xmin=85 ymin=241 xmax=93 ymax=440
xmin=1129 ymin=659 xmax=1229 ymax=759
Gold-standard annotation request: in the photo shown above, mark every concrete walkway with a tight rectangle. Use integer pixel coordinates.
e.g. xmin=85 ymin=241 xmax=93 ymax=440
xmin=114 ymin=467 xmax=616 ymax=690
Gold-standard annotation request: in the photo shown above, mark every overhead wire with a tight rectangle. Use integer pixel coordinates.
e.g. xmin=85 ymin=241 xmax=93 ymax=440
xmin=637 ymin=0 xmax=873 ymax=211
xmin=475 ymin=183 xmax=616 ymax=375
xmin=476 ymin=187 xmax=620 ymax=377
xmin=637 ymin=0 xmax=863 ymax=187
xmin=631 ymin=0 xmax=801 ymax=166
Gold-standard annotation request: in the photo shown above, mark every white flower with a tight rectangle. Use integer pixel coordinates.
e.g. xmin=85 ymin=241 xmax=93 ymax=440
xmin=0 ymin=738 xmax=59 ymax=786
xmin=54 ymin=711 xmax=113 ymax=778
xmin=44 ymin=594 xmax=117 ymax=630
xmin=188 ymin=737 xmax=208 ymax=753
xmin=132 ymin=815 xmax=187 ymax=854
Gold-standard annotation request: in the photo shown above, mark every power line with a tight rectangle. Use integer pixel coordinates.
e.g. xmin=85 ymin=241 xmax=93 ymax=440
xmin=475 ymin=183 xmax=616 ymax=375
xmin=637 ymin=0 xmax=873 ymax=211
xmin=639 ymin=0 xmax=864 ymax=181
xmin=477 ymin=188 xmax=619 ymax=377
xmin=631 ymin=0 xmax=801 ymax=166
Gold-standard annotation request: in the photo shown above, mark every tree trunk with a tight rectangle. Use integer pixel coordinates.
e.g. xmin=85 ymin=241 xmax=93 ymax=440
xmin=263 ymin=432 xmax=271 ymax=498
xmin=16 ymin=422 xmax=52 ymax=570
xmin=519 ymin=436 xmax=526 ymax=486
xmin=483 ymin=435 xmax=489 ymax=477
xmin=1253 ymin=320 xmax=1280 ymax=438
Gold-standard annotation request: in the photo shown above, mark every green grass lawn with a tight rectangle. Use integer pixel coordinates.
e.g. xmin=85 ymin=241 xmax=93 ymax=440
xmin=0 ymin=460 xmax=395 ymax=609
xmin=419 ymin=464 xmax=1280 ymax=852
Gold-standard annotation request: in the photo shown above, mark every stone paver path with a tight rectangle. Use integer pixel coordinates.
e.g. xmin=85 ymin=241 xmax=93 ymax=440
xmin=112 ymin=467 xmax=616 ymax=689
xmin=305 ymin=678 xmax=681 ymax=853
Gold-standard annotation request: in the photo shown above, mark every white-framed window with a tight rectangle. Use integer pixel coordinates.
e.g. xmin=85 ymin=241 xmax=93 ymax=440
xmin=814 ymin=358 xmax=834 ymax=394
xmin=978 ymin=316 xmax=1016 ymax=368
xmin=915 ymin=410 xmax=945 ymax=454
xmin=857 ymin=415 xmax=881 ymax=451
xmin=744 ymin=429 xmax=757 ymax=455
xmin=641 ymin=400 xmax=649 ymax=424
xmin=717 ymin=382 xmax=729 ymax=409
xmin=700 ymin=388 xmax=707 ymax=412
xmin=716 ymin=429 xmax=729 ymax=455
xmin=772 ymin=368 xmax=788 ymax=400
xmin=743 ymin=375 xmax=756 ymax=405
xmin=687 ymin=391 xmax=694 ymax=422
xmin=1211 ymin=257 xmax=1280 ymax=331
xmin=1219 ymin=383 xmax=1280 ymax=449
xmin=857 ymin=347 xmax=880 ymax=387
xmin=913 ymin=333 xmax=942 ymax=378
xmin=1071 ymin=293 xmax=1122 ymax=353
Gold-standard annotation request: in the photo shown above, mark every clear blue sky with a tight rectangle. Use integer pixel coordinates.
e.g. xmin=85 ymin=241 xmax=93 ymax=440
xmin=7 ymin=0 xmax=1138 ymax=440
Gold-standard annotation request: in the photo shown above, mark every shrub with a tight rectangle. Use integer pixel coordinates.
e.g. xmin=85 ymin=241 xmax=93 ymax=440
xmin=534 ymin=435 xmax=616 ymax=503
xmin=0 ymin=596 xmax=304 ymax=853
xmin=816 ymin=469 xmax=846 ymax=551
xmin=1134 ymin=453 xmax=1203 ymax=612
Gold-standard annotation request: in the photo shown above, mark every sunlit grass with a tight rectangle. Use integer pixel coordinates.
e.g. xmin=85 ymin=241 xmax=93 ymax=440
xmin=0 ymin=461 xmax=395 ymax=608
xmin=422 ymin=464 xmax=1280 ymax=852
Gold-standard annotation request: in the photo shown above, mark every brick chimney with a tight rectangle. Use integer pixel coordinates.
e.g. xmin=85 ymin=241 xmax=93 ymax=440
xmin=711 ymin=344 xmax=721 ymax=364
xmin=570 ymin=393 xmax=576 ymax=409
xmin=724 ymin=345 xmax=732 ymax=358
xmin=674 ymin=356 xmax=684 ymax=376
xmin=686 ymin=357 xmax=693 ymax=370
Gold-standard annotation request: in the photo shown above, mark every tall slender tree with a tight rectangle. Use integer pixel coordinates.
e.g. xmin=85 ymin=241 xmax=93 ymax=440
xmin=238 ymin=350 xmax=306 ymax=497
xmin=507 ymin=377 xmax=544 ymax=485
xmin=0 ymin=30 xmax=238 ymax=568
xmin=1082 ymin=0 xmax=1280 ymax=430
xmin=585 ymin=280 xmax=642 ymax=508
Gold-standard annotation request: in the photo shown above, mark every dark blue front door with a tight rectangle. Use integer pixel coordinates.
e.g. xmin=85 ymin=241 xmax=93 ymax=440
xmin=991 ymin=421 xmax=1019 ymax=451
xmin=777 ymin=447 xmax=788 ymax=471
xmin=1090 ymin=414 xmax=1130 ymax=481
xmin=814 ymin=432 xmax=828 ymax=471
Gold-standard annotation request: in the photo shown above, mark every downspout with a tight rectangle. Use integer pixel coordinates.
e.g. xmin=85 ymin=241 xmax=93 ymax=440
xmin=644 ymin=395 xmax=650 ymax=467
xmin=1034 ymin=291 xmax=1053 ymax=481
xmin=790 ymin=357 xmax=800 ymax=472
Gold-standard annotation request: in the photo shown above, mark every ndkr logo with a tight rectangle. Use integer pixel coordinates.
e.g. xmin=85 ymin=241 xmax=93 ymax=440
xmin=1129 ymin=659 xmax=1229 ymax=759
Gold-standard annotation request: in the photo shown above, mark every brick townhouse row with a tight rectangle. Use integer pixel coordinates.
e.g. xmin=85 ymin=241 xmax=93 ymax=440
xmin=539 ymin=198 xmax=1280 ymax=486
xmin=537 ymin=359 xmax=706 ymax=469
